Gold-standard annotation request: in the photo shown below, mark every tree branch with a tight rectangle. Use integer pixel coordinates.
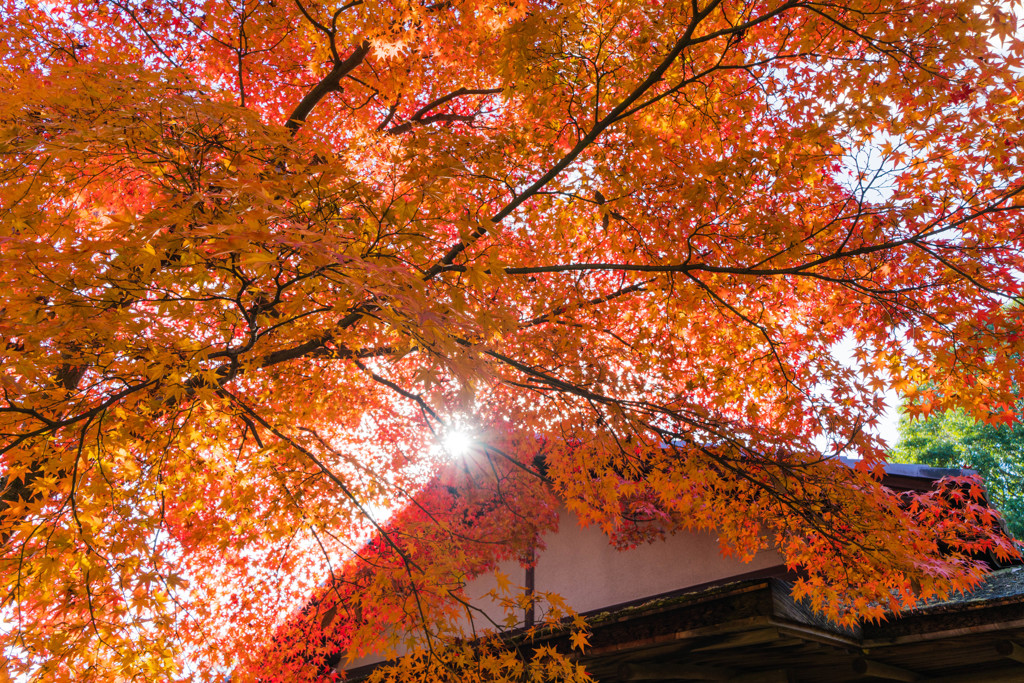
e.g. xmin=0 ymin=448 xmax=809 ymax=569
xmin=285 ymin=41 xmax=371 ymax=133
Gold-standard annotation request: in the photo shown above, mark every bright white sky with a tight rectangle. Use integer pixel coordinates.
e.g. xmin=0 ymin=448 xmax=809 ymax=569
xmin=830 ymin=335 xmax=901 ymax=449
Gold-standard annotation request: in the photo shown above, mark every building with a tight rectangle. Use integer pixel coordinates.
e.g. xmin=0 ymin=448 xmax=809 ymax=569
xmin=286 ymin=462 xmax=1024 ymax=682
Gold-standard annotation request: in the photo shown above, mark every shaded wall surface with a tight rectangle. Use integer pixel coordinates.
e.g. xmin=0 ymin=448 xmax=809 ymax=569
xmin=342 ymin=508 xmax=782 ymax=672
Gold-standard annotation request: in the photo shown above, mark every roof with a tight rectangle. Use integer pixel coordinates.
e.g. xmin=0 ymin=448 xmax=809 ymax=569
xmin=342 ymin=565 xmax=1024 ymax=681
xmin=277 ymin=456 xmax=1022 ymax=681
xmin=526 ymin=566 xmax=1024 ymax=682
xmin=839 ymin=458 xmax=980 ymax=493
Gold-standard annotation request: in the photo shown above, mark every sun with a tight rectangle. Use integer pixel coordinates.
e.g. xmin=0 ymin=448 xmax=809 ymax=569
xmin=441 ymin=427 xmax=476 ymax=458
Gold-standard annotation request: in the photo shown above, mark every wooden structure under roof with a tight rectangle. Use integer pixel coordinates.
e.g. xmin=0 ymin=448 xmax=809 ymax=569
xmin=336 ymin=463 xmax=1024 ymax=682
xmin=537 ymin=567 xmax=1024 ymax=682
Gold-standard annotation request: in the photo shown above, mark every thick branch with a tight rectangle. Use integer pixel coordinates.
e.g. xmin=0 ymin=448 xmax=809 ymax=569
xmin=285 ymin=41 xmax=371 ymax=133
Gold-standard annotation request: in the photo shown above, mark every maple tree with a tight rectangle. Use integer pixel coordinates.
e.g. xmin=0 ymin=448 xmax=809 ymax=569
xmin=1 ymin=0 xmax=1024 ymax=679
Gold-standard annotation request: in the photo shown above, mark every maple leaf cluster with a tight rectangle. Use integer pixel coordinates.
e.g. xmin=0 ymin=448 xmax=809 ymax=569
xmin=1 ymin=0 xmax=1023 ymax=679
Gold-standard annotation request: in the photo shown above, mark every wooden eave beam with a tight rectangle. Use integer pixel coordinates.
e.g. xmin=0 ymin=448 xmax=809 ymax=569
xmin=618 ymin=663 xmax=792 ymax=682
xmin=997 ymin=640 xmax=1024 ymax=664
xmin=692 ymin=627 xmax=780 ymax=652
xmin=852 ymin=657 xmax=920 ymax=681
xmin=931 ymin=668 xmax=1024 ymax=683
xmin=619 ymin=663 xmax=732 ymax=680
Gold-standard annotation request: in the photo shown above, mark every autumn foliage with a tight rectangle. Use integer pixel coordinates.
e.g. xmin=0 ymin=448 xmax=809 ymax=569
xmin=1 ymin=0 xmax=1024 ymax=679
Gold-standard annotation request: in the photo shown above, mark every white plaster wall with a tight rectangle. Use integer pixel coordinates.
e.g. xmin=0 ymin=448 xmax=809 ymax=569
xmin=532 ymin=508 xmax=782 ymax=614
xmin=342 ymin=508 xmax=781 ymax=673
xmin=459 ymin=557 xmax=529 ymax=634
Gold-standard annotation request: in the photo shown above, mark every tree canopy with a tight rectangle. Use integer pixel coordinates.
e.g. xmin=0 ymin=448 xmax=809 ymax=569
xmin=1 ymin=0 xmax=1023 ymax=679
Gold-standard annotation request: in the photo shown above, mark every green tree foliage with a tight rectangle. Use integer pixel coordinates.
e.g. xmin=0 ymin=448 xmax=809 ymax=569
xmin=893 ymin=409 xmax=1024 ymax=539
